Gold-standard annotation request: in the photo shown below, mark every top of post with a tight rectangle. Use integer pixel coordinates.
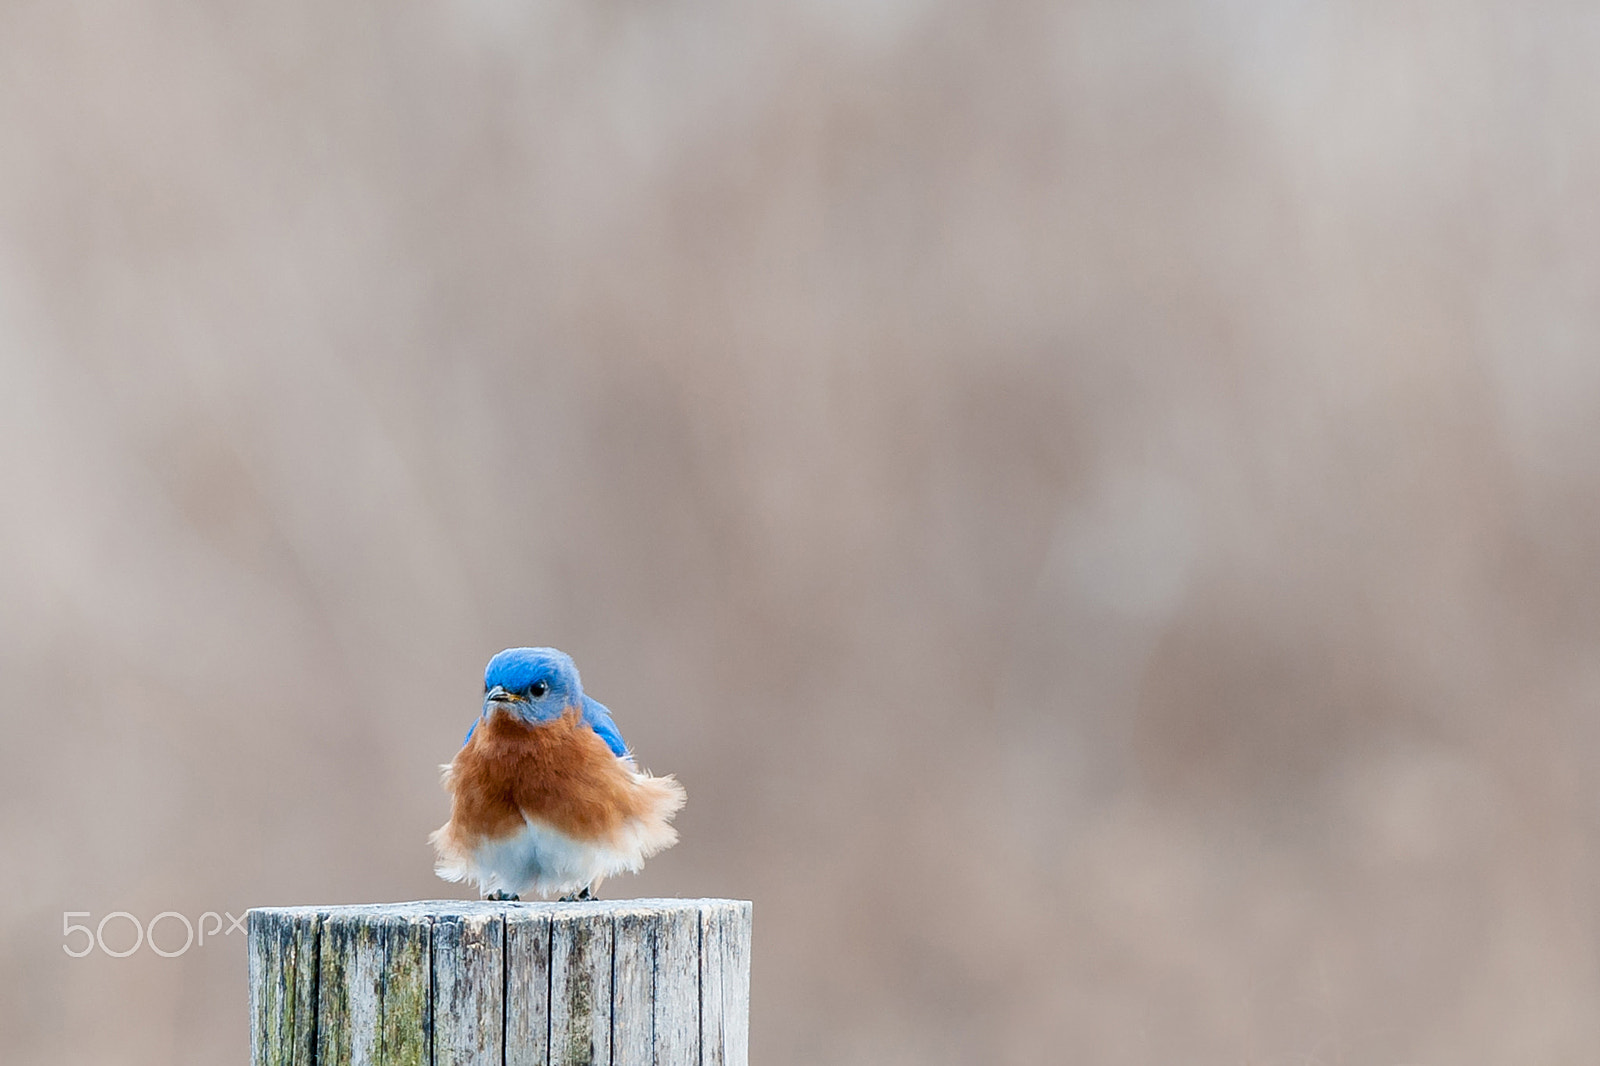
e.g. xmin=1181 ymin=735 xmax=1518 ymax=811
xmin=247 ymin=897 xmax=749 ymax=922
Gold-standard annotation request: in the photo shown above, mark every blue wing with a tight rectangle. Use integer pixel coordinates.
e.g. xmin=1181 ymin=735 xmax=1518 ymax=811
xmin=582 ymin=695 xmax=630 ymax=758
xmin=463 ymin=718 xmax=478 ymax=744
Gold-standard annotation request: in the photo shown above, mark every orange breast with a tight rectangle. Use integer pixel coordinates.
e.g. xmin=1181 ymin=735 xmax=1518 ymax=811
xmin=444 ymin=706 xmax=644 ymax=844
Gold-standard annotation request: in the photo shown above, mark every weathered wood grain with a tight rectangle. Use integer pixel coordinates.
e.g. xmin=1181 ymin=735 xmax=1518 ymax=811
xmin=325 ymin=909 xmax=410 ymax=1064
xmin=652 ymin=907 xmax=699 ymax=1066
xmin=251 ymin=908 xmax=325 ymax=1066
xmin=249 ymin=910 xmax=274 ymax=1066
xmin=550 ymin=904 xmax=614 ymax=1066
xmin=717 ymin=902 xmax=751 ymax=1066
xmin=249 ymin=910 xmax=277 ymax=1066
xmin=379 ymin=911 xmax=431 ymax=1066
xmin=433 ymin=908 xmax=505 ymax=1066
xmin=609 ymin=908 xmax=655 ymax=1066
xmin=699 ymin=901 xmax=753 ymax=1066
xmin=699 ymin=904 xmax=724 ymax=1066
xmin=504 ymin=906 xmax=551 ymax=1066
xmin=247 ymin=899 xmax=749 ymax=1066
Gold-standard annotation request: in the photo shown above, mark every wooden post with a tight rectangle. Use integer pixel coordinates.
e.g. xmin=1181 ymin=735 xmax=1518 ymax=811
xmin=248 ymin=899 xmax=751 ymax=1066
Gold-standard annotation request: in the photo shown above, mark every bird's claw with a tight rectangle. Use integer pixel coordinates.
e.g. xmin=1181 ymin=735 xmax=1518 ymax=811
xmin=559 ymin=886 xmax=597 ymax=902
xmin=484 ymin=890 xmax=520 ymax=901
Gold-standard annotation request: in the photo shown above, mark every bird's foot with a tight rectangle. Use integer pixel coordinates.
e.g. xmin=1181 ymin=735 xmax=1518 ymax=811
xmin=558 ymin=886 xmax=597 ymax=902
xmin=484 ymin=890 xmax=520 ymax=901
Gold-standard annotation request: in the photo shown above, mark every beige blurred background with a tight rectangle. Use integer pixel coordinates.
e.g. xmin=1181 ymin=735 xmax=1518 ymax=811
xmin=3 ymin=1 xmax=1600 ymax=1063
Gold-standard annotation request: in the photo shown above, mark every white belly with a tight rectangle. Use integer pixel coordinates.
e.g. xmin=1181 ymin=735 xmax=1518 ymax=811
xmin=458 ymin=818 xmax=645 ymax=898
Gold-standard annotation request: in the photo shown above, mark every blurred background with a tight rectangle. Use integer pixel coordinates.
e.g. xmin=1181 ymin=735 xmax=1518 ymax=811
xmin=3 ymin=1 xmax=1600 ymax=1063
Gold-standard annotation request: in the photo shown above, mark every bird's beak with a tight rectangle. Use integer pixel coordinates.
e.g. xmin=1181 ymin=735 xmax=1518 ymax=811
xmin=484 ymin=685 xmax=520 ymax=706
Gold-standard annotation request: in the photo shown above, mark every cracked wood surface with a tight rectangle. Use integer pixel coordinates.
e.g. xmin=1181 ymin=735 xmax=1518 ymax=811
xmin=249 ymin=900 xmax=750 ymax=1066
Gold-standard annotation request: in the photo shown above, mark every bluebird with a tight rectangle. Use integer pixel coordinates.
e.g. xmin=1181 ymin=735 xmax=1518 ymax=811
xmin=430 ymin=647 xmax=686 ymax=901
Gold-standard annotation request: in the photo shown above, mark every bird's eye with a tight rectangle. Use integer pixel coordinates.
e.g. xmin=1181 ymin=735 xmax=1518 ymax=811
xmin=529 ymin=681 xmax=549 ymax=698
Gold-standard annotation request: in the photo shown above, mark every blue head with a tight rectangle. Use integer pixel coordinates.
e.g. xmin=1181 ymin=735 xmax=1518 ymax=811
xmin=482 ymin=647 xmax=584 ymax=725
